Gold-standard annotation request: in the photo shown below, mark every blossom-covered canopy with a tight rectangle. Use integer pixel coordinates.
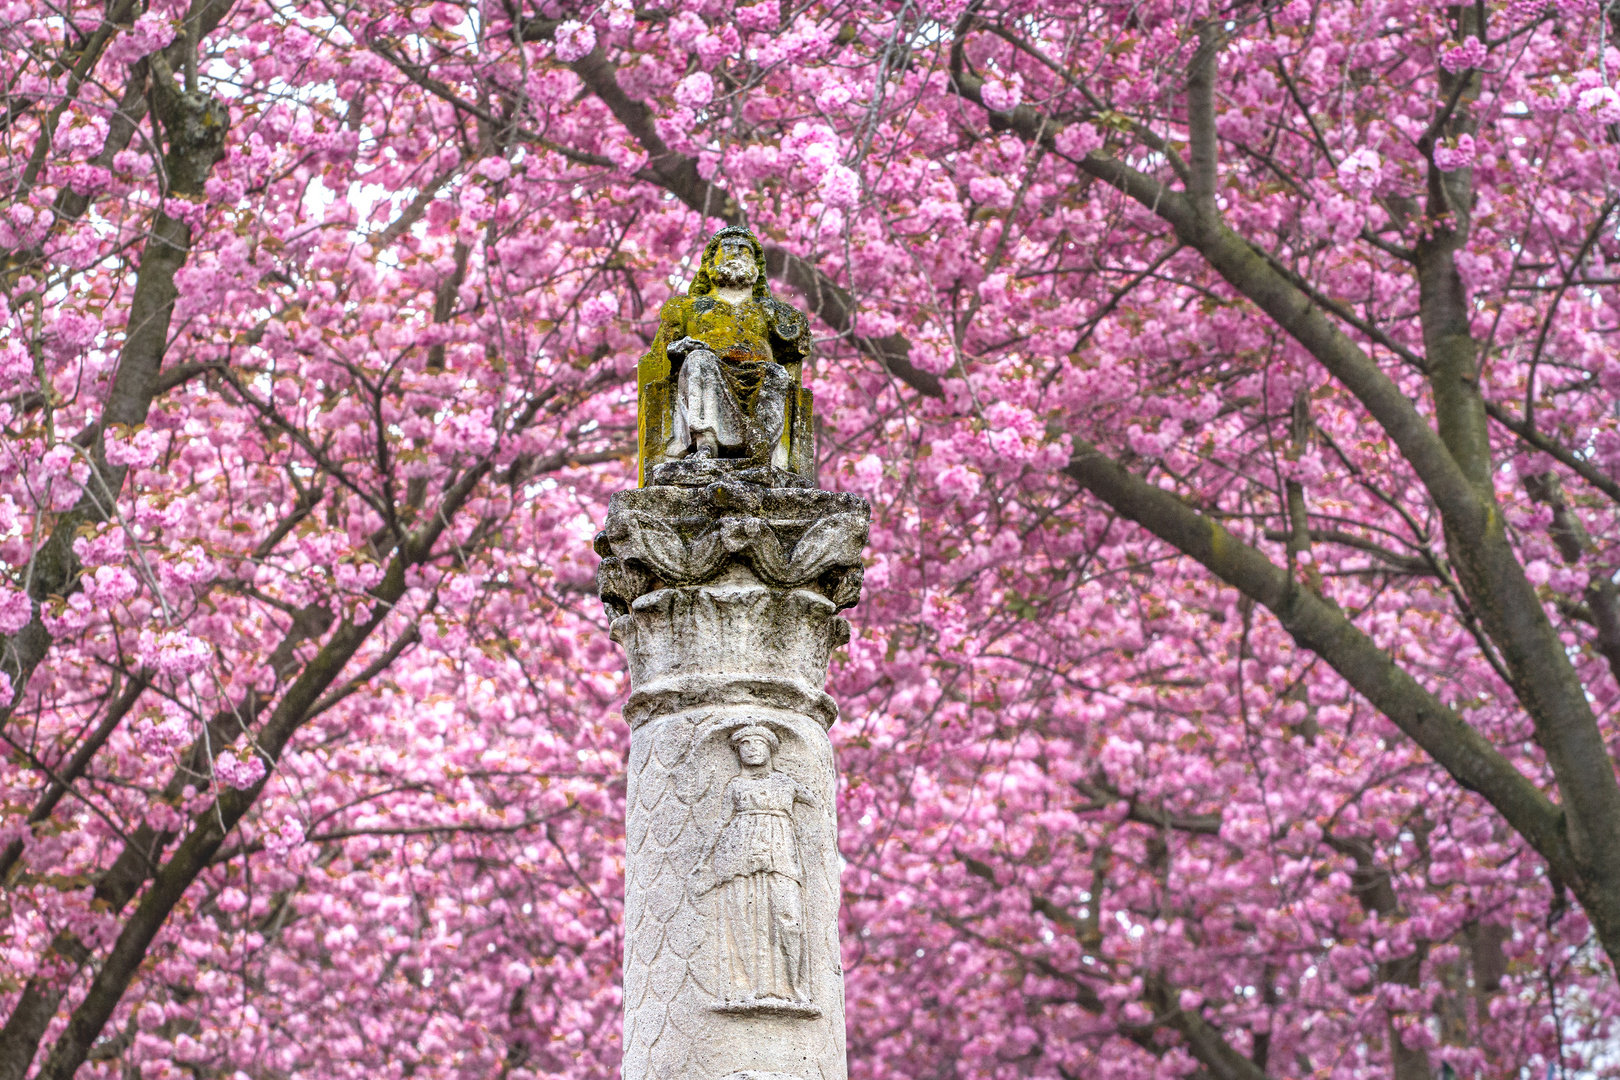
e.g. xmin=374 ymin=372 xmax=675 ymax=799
xmin=1 ymin=1 xmax=1618 ymax=1078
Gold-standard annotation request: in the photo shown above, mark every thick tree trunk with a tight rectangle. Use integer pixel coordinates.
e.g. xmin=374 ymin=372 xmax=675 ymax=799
xmin=0 ymin=40 xmax=232 ymax=1080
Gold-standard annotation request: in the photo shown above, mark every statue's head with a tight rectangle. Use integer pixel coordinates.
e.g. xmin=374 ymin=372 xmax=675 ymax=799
xmin=690 ymin=225 xmax=769 ymax=299
xmin=729 ymin=722 xmax=779 ymax=766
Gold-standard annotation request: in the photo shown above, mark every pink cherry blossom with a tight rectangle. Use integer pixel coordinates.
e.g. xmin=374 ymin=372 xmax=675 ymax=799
xmin=102 ymin=427 xmax=163 ymax=467
xmin=136 ymin=628 xmax=212 ymax=677
xmin=103 ymin=12 xmax=176 ymax=66
xmin=0 ymin=342 xmax=30 ymax=384
xmin=579 ymin=292 xmax=620 ymax=327
xmin=736 ymin=1 xmax=778 ymax=32
xmin=819 ymin=164 xmax=861 ymax=208
xmin=473 ymin=157 xmax=512 ymax=182
xmin=72 ymin=528 xmax=126 ymax=567
xmin=164 ymin=546 xmax=218 ymax=587
xmin=849 ymin=453 xmax=884 ymax=494
xmin=935 ymin=463 xmax=981 ymax=501
xmin=967 ymin=175 xmax=1014 ymax=208
xmin=0 ymin=4 xmax=1617 ymax=1080
xmin=1576 ymin=84 xmax=1620 ymax=123
xmin=674 ymin=72 xmax=715 ymax=110
xmin=1433 ymin=133 xmax=1477 ymax=171
xmin=84 ymin=564 xmax=138 ymax=607
xmin=1337 ymin=147 xmax=1383 ymax=189
xmin=553 ymin=20 xmax=596 ymax=63
xmin=214 ymin=753 xmax=267 ymax=791
xmin=980 ymin=73 xmax=1024 ymax=112
xmin=815 ymin=84 xmax=853 ymax=112
xmin=264 ymin=816 xmax=306 ymax=856
xmin=604 ymin=0 xmax=634 ymax=33
xmin=1440 ymin=37 xmax=1487 ymax=73
xmin=0 ymin=588 xmax=29 ymax=634
xmin=39 ymin=443 xmax=77 ymax=477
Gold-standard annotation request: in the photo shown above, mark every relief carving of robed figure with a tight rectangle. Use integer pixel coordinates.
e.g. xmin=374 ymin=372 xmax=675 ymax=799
xmin=691 ymin=725 xmax=819 ymax=1016
xmin=636 ymin=226 xmax=816 ymax=485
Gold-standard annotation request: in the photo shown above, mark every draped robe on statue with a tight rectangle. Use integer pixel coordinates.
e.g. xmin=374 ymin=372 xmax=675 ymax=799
xmin=706 ymin=770 xmax=812 ymax=1004
xmin=665 ymin=309 xmax=792 ymax=469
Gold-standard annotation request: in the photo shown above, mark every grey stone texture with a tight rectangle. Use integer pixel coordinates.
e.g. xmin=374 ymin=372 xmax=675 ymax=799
xmin=596 ymin=478 xmax=870 ymax=1080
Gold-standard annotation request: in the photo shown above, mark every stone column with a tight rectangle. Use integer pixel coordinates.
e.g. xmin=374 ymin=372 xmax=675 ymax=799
xmin=596 ymin=478 xmax=869 ymax=1080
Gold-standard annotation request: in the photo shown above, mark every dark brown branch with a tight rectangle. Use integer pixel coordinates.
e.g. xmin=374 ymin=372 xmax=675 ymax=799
xmin=299 ymin=623 xmax=422 ymax=722
xmin=1583 ymin=580 xmax=1620 ymax=692
xmin=0 ymin=24 xmax=231 ymax=740
xmin=1260 ymin=529 xmax=1433 ymax=575
xmin=1061 ymin=440 xmax=1574 ymax=882
xmin=1524 ymin=194 xmax=1620 ymax=430
xmin=1484 ymin=402 xmax=1620 ymax=530
xmin=1185 ymin=24 xmax=1221 ymax=224
xmin=942 ymin=38 xmax=1620 ymax=969
xmin=952 ymin=853 xmax=1274 ymax=1080
xmin=1072 ymin=776 xmax=1224 ymax=835
xmin=0 ymin=675 xmax=149 ymax=884
xmin=29 ymin=430 xmax=502 ymax=1080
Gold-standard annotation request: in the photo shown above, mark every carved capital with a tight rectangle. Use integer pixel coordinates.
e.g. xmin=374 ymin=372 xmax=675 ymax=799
xmin=595 ymin=482 xmax=870 ymax=620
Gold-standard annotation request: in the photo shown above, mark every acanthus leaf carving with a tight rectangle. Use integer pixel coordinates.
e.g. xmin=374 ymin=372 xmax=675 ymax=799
xmin=595 ymin=484 xmax=871 ymax=618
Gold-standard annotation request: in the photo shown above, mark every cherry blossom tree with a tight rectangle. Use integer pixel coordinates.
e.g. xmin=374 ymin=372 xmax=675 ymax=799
xmin=1 ymin=0 xmax=1618 ymax=1078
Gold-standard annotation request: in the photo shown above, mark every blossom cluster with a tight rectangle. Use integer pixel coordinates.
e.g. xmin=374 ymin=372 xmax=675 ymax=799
xmin=0 ymin=1 xmax=1616 ymax=1079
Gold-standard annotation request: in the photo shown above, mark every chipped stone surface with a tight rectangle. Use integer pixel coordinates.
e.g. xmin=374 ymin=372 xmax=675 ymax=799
xmin=598 ymin=479 xmax=869 ymax=1080
xmin=596 ymin=483 xmax=868 ymax=622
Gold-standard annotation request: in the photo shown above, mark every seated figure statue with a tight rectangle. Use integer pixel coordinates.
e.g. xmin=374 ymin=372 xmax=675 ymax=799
xmin=636 ymin=226 xmax=815 ymax=486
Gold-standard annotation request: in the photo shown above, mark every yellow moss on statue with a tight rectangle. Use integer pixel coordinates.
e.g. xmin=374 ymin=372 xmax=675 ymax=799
xmin=637 ymin=226 xmax=816 ymax=485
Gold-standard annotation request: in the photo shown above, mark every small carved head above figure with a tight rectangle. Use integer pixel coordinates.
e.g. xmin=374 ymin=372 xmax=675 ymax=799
xmin=730 ymin=723 xmax=780 ymax=768
xmin=635 ymin=226 xmax=817 ymax=488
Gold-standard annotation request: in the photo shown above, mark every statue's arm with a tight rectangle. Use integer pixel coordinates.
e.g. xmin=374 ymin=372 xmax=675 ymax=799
xmin=792 ymin=778 xmax=819 ymax=808
xmin=689 ymin=779 xmax=736 ymax=896
xmin=764 ymin=300 xmax=812 ymax=365
xmin=650 ymin=297 xmax=689 ymax=376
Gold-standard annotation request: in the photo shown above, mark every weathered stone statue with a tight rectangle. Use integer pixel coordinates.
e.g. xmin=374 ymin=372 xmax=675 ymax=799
xmin=597 ymin=227 xmax=868 ymax=1080
xmin=636 ymin=225 xmax=816 ymax=486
